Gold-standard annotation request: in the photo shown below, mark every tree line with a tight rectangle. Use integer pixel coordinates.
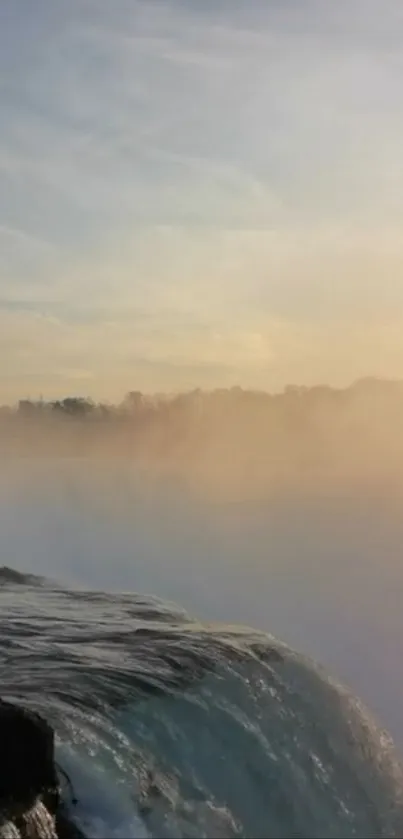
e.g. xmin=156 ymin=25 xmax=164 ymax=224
xmin=1 ymin=376 xmax=401 ymax=421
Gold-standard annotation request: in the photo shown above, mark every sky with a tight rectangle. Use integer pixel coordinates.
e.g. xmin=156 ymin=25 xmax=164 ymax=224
xmin=1 ymin=0 xmax=403 ymax=402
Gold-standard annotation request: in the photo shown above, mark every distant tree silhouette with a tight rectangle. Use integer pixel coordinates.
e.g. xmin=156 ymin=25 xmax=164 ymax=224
xmin=122 ymin=391 xmax=144 ymax=414
xmin=51 ymin=397 xmax=94 ymax=417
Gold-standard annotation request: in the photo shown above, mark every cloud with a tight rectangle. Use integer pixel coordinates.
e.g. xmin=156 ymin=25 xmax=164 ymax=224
xmin=1 ymin=1 xmax=403 ymax=398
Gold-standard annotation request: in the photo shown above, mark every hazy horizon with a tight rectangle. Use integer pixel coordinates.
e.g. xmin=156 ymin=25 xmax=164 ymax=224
xmin=2 ymin=374 xmax=403 ymax=408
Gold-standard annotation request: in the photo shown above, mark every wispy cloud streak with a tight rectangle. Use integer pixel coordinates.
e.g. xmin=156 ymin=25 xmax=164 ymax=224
xmin=0 ymin=1 xmax=403 ymax=398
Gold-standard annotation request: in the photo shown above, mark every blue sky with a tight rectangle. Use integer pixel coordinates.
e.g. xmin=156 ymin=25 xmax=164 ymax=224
xmin=1 ymin=0 xmax=403 ymax=401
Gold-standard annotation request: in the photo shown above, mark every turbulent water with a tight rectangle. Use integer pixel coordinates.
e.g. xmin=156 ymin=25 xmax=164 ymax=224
xmin=1 ymin=568 xmax=403 ymax=839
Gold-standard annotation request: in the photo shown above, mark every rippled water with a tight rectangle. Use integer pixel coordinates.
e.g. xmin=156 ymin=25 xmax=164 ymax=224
xmin=1 ymin=569 xmax=403 ymax=839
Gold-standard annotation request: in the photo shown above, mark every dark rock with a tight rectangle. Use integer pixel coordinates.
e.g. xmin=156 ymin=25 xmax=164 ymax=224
xmin=0 ymin=699 xmax=85 ymax=839
xmin=0 ymin=699 xmax=58 ymax=810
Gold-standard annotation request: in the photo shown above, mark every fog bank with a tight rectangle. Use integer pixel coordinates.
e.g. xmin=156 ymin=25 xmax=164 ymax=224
xmin=1 ymin=378 xmax=403 ymax=753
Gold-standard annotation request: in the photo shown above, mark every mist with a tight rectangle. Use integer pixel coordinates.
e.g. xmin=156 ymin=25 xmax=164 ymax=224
xmin=1 ymin=378 xmax=403 ymax=753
